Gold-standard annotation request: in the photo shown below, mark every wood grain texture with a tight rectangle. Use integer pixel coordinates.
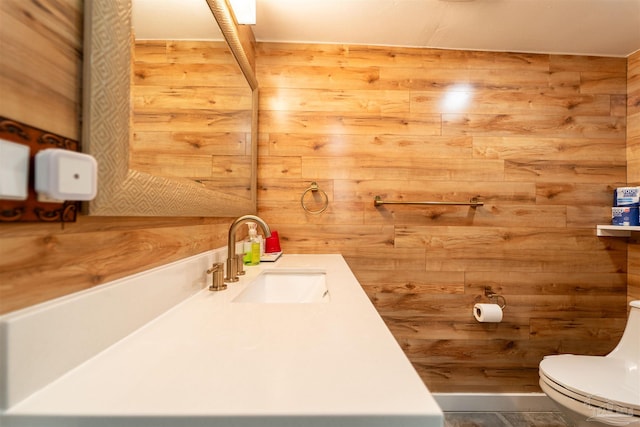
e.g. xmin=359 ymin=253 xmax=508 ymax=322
xmin=0 ymin=0 xmax=637 ymax=396
xmin=0 ymin=217 xmax=233 ymax=314
xmin=131 ymin=40 xmax=253 ymax=194
xmin=257 ymin=43 xmax=629 ymax=392
xmin=0 ymin=0 xmax=82 ymax=139
xmin=627 ymin=50 xmax=640 ymax=304
xmin=0 ymin=1 xmax=233 ymax=313
xmin=82 ymin=0 xmax=258 ymax=217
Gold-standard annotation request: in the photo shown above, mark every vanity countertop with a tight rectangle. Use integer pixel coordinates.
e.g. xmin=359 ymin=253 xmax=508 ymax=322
xmin=1 ymin=254 xmax=443 ymax=427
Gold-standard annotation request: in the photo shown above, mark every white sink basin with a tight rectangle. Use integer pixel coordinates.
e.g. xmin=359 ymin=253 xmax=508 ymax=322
xmin=233 ymin=270 xmax=330 ymax=303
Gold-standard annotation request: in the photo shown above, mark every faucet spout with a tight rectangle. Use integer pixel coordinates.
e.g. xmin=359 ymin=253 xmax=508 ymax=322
xmin=225 ymin=215 xmax=271 ymax=282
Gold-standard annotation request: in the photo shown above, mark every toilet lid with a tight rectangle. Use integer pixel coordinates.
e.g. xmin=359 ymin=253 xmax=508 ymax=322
xmin=540 ymin=355 xmax=640 ymax=412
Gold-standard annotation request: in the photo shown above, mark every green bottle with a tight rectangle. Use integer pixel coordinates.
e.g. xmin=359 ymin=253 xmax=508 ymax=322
xmin=245 ymin=222 xmax=260 ymax=266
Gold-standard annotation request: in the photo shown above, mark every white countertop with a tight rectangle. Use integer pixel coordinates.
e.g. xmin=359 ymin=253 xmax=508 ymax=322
xmin=1 ymin=254 xmax=443 ymax=427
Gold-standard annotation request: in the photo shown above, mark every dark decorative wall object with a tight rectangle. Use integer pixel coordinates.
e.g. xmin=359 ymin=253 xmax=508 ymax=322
xmin=0 ymin=117 xmax=80 ymax=222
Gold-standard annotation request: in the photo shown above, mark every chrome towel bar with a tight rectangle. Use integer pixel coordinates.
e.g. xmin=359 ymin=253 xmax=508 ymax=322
xmin=373 ymin=195 xmax=483 ymax=207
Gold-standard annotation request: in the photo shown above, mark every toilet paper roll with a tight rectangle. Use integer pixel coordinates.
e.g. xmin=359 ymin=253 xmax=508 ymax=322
xmin=473 ymin=303 xmax=503 ymax=323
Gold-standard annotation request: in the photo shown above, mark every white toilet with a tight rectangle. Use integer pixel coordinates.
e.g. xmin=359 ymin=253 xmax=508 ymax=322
xmin=539 ymin=300 xmax=640 ymax=427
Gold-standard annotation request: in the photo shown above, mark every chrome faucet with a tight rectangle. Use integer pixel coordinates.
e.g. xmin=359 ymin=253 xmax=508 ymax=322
xmin=225 ymin=215 xmax=271 ymax=282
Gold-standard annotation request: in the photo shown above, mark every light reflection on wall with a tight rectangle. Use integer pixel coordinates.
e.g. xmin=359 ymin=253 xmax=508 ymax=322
xmin=440 ymin=83 xmax=474 ymax=112
xmin=269 ymin=91 xmax=288 ymax=111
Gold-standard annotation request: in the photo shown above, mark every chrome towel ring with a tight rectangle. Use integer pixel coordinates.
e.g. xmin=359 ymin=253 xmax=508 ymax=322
xmin=301 ymin=181 xmax=329 ymax=214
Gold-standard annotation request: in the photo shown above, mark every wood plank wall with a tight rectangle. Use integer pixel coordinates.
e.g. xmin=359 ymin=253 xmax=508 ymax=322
xmin=132 ymin=40 xmax=253 ymax=197
xmin=0 ymin=0 xmax=635 ymax=394
xmin=256 ymin=43 xmax=629 ymax=392
xmin=0 ymin=0 xmax=82 ymax=139
xmin=0 ymin=1 xmax=233 ymax=314
xmin=627 ymin=50 xmax=640 ymax=303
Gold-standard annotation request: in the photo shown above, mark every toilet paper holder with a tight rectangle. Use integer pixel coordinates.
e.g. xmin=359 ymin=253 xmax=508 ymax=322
xmin=484 ymin=287 xmax=507 ymax=309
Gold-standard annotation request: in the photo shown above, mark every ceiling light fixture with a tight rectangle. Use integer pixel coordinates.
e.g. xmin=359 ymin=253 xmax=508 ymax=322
xmin=228 ymin=0 xmax=256 ymax=25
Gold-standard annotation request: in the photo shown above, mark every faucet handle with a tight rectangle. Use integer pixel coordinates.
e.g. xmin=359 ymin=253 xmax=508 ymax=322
xmin=236 ymin=254 xmax=246 ymax=276
xmin=207 ymin=262 xmax=227 ymax=291
xmin=225 ymin=256 xmax=239 ymax=283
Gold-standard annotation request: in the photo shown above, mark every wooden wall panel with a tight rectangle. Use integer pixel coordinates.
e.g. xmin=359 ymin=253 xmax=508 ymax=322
xmin=0 ymin=2 xmax=233 ymax=314
xmin=1 ymin=217 xmax=232 ymax=313
xmin=256 ymin=43 xmax=628 ymax=392
xmin=131 ymin=40 xmax=252 ymax=185
xmin=627 ymin=50 xmax=640 ymax=303
xmin=0 ymin=0 xmax=635 ymax=396
xmin=0 ymin=0 xmax=82 ymax=139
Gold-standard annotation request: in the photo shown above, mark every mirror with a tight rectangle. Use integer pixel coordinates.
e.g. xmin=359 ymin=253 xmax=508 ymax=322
xmin=82 ymin=0 xmax=258 ymax=216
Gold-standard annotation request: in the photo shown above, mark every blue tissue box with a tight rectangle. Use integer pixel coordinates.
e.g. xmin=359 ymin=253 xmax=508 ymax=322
xmin=612 ymin=206 xmax=640 ymax=226
xmin=613 ymin=187 xmax=640 ymax=207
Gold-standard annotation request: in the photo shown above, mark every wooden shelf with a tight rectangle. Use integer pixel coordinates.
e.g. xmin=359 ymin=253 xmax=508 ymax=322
xmin=596 ymin=224 xmax=640 ymax=237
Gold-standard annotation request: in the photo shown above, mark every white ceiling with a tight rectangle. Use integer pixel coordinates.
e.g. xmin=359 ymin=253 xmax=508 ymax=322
xmin=133 ymin=0 xmax=223 ymax=40
xmin=134 ymin=0 xmax=640 ymax=57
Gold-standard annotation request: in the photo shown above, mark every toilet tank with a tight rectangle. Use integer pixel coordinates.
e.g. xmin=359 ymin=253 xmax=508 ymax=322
xmin=607 ymin=300 xmax=640 ymax=362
